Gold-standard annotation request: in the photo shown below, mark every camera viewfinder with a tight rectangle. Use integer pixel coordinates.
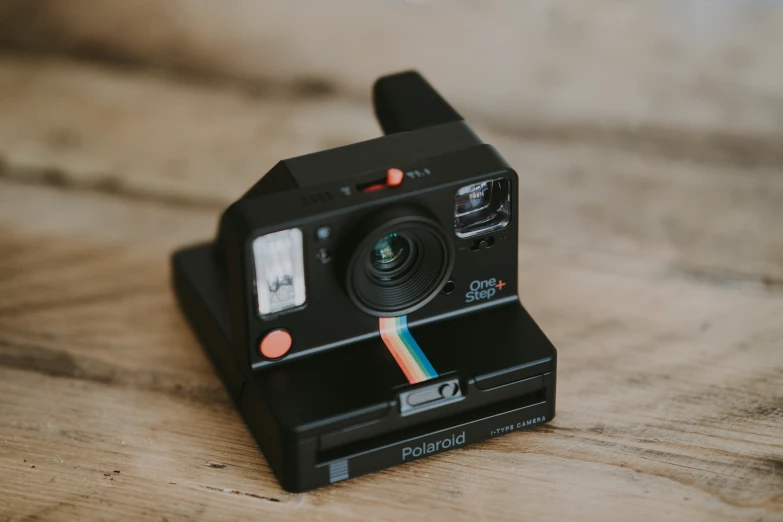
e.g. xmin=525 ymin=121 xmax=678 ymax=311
xmin=454 ymin=178 xmax=511 ymax=238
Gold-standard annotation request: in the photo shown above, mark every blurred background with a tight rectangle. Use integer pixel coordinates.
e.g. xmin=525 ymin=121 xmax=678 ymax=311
xmin=0 ymin=0 xmax=781 ymax=277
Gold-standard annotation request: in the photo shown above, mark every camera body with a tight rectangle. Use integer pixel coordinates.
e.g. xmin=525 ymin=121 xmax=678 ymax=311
xmin=172 ymin=72 xmax=557 ymax=491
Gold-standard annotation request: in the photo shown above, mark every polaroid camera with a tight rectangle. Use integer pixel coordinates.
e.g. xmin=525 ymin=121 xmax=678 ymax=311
xmin=172 ymin=71 xmax=557 ymax=492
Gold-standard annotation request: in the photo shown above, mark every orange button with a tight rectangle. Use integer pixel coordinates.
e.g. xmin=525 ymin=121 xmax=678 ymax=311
xmin=386 ymin=168 xmax=404 ymax=186
xmin=260 ymin=329 xmax=292 ymax=359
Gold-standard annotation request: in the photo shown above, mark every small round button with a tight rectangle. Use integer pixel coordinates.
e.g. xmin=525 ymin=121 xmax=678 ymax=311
xmin=260 ymin=329 xmax=292 ymax=359
xmin=315 ymin=226 xmax=332 ymax=241
xmin=315 ymin=247 xmax=332 ymax=264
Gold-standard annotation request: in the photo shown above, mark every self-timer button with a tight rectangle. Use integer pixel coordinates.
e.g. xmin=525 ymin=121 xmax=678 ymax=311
xmin=260 ymin=329 xmax=292 ymax=359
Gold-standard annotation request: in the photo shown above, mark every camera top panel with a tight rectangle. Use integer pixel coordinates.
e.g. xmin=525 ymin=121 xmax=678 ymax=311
xmin=224 ymin=142 xmax=513 ymax=238
xmin=285 ymin=121 xmax=482 ymax=189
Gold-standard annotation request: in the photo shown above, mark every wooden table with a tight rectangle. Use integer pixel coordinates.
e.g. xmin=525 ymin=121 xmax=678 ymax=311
xmin=1 ymin=54 xmax=781 ymax=521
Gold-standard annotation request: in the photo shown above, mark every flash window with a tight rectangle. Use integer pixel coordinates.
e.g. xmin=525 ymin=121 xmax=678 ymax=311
xmin=252 ymin=228 xmax=306 ymax=316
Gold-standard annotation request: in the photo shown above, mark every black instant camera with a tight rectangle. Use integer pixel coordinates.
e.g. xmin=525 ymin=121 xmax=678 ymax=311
xmin=172 ymin=72 xmax=557 ymax=492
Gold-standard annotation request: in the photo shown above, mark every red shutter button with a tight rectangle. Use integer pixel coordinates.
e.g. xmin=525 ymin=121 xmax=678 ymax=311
xmin=386 ymin=168 xmax=404 ymax=186
xmin=260 ymin=329 xmax=292 ymax=359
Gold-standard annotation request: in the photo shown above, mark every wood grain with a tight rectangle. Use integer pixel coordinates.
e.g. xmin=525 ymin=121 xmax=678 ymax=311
xmin=0 ymin=56 xmax=781 ymax=521
xmin=2 ymin=0 xmax=783 ymax=136
xmin=2 ymin=54 xmax=781 ymax=281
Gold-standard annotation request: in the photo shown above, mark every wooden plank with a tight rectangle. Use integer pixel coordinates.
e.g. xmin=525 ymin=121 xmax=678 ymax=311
xmin=2 ymin=1 xmax=783 ymax=136
xmin=1 ymin=54 xmax=781 ymax=285
xmin=0 ymin=54 xmax=378 ymax=208
xmin=0 ymin=180 xmax=781 ymax=521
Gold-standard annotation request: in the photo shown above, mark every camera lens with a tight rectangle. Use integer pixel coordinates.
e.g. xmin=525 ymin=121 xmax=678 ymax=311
xmin=370 ymin=233 xmax=410 ymax=273
xmin=344 ymin=206 xmax=454 ymax=316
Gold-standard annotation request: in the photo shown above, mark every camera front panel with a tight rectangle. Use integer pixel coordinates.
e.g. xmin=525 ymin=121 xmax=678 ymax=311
xmin=224 ymin=145 xmax=520 ymax=369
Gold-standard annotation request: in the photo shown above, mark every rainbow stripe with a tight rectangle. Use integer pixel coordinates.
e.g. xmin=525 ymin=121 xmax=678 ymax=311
xmin=379 ymin=316 xmax=438 ymax=384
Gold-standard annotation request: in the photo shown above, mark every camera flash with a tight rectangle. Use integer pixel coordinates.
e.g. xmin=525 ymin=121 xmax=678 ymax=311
xmin=252 ymin=228 xmax=306 ymax=316
xmin=454 ymin=177 xmax=511 ymax=238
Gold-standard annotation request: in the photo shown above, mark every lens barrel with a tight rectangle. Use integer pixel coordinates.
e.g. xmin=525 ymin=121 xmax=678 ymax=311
xmin=344 ymin=206 xmax=454 ymax=316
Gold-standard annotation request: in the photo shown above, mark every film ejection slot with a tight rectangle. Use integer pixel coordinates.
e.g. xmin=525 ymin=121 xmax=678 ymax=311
xmin=399 ymin=378 xmax=464 ymax=416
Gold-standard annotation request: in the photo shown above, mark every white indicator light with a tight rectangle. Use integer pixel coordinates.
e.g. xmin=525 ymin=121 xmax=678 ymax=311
xmin=252 ymin=228 xmax=306 ymax=316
